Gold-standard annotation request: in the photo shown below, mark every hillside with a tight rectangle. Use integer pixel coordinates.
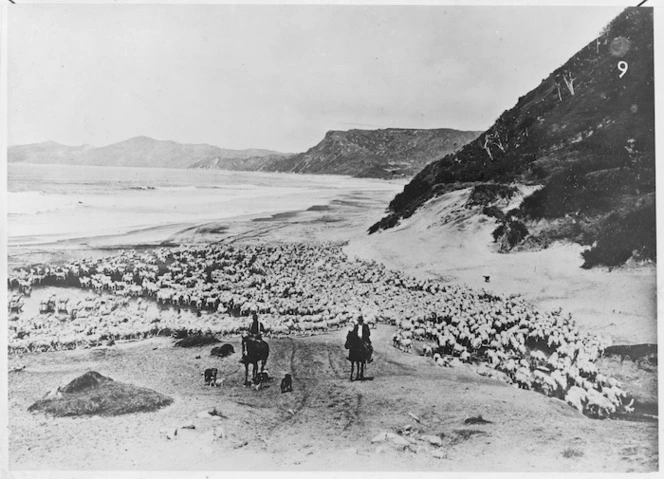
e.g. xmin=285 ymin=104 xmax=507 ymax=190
xmin=8 ymin=136 xmax=287 ymax=170
xmin=11 ymin=128 xmax=478 ymax=178
xmin=370 ymin=7 xmax=655 ymax=268
xmin=263 ymin=128 xmax=481 ymax=178
xmin=8 ymin=141 xmax=94 ymax=164
xmin=189 ymin=153 xmax=294 ymax=172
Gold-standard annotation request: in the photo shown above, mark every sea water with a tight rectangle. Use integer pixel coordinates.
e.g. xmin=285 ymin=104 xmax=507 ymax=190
xmin=8 ymin=163 xmax=403 ymax=245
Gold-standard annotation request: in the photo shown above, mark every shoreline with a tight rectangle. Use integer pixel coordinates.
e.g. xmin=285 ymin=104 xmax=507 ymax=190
xmin=7 ymin=184 xmax=657 ymax=472
xmin=7 ymin=182 xmax=657 ymax=345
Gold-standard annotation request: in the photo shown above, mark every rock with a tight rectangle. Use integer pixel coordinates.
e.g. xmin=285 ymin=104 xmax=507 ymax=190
xmin=180 ymin=422 xmax=195 ymax=430
xmin=464 ymin=415 xmax=493 ymax=425
xmin=160 ymin=427 xmax=178 ymax=440
xmin=386 ymin=433 xmax=410 ymax=448
xmin=211 ymin=416 xmax=222 ymax=421
xmin=431 ymin=449 xmax=447 ymax=460
xmin=197 ymin=411 xmax=211 ymax=419
xmin=233 ymin=440 xmax=248 ymax=449
xmin=420 ymin=434 xmax=443 ymax=446
xmin=415 ymin=445 xmax=430 ymax=455
xmin=211 ymin=425 xmax=226 ymax=440
xmin=406 ymin=443 xmax=420 ymax=453
xmin=371 ymin=432 xmax=388 ymax=444
xmin=396 ymin=424 xmax=414 ymax=435
xmin=408 ymin=412 xmax=421 ymax=423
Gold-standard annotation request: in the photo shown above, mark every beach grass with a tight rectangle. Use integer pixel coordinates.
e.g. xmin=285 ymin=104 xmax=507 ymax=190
xmin=28 ymin=371 xmax=173 ymax=417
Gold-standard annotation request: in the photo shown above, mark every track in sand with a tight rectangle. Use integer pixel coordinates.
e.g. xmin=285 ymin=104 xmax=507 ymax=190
xmin=8 ymin=325 xmax=658 ymax=471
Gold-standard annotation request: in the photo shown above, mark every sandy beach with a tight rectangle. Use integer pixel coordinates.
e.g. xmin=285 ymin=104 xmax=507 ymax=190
xmin=6 ymin=168 xmax=658 ymax=472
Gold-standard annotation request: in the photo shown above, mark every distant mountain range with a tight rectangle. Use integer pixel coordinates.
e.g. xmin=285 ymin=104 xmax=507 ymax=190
xmin=8 ymin=136 xmax=287 ymax=170
xmin=371 ymin=8 xmax=654 ymax=268
xmin=9 ymin=128 xmax=480 ymax=179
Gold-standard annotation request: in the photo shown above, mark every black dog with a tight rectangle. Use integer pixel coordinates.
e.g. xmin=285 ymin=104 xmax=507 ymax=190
xmin=210 ymin=344 xmax=235 ymax=358
xmin=203 ymin=368 xmax=218 ymax=386
xmin=252 ymin=371 xmax=272 ymax=390
xmin=280 ymin=373 xmax=293 ymax=393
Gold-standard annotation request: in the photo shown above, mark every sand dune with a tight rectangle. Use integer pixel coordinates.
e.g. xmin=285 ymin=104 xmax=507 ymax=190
xmin=346 ymin=187 xmax=656 ymax=345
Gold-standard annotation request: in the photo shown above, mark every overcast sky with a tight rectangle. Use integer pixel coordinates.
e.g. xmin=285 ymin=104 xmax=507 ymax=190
xmin=8 ymin=4 xmax=623 ymax=152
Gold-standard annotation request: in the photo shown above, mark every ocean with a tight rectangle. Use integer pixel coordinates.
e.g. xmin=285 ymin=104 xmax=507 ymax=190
xmin=8 ymin=163 xmax=404 ymax=245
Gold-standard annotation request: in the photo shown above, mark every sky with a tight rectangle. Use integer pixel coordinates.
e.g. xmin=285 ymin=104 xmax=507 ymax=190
xmin=8 ymin=4 xmax=624 ymax=152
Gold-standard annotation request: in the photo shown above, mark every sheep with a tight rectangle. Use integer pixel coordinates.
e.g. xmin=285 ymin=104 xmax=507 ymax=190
xmin=565 ymin=386 xmax=587 ymax=412
xmin=586 ymin=389 xmax=616 ymax=418
xmin=7 ymin=241 xmax=627 ymax=418
xmin=514 ymin=367 xmax=533 ymax=389
xmin=422 ymin=344 xmax=434 ymax=358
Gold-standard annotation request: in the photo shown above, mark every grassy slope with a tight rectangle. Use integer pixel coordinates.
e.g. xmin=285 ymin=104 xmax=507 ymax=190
xmin=372 ymin=8 xmax=654 ymax=268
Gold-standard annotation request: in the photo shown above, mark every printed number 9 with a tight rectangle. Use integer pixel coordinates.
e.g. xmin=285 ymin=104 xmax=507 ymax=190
xmin=618 ymin=61 xmax=628 ymax=78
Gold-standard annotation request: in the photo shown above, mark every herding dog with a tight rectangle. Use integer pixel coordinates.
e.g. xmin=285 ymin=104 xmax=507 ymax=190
xmin=280 ymin=373 xmax=293 ymax=393
xmin=203 ymin=368 xmax=218 ymax=386
xmin=253 ymin=370 xmax=272 ymax=391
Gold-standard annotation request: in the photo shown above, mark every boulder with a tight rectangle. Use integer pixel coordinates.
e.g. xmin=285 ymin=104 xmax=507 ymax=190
xmin=160 ymin=427 xmax=178 ymax=440
xmin=211 ymin=425 xmax=227 ymax=440
xmin=431 ymin=449 xmax=447 ymax=460
xmin=408 ymin=412 xmax=421 ymax=423
xmin=420 ymin=434 xmax=443 ymax=446
xmin=371 ymin=432 xmax=388 ymax=444
xmin=415 ymin=445 xmax=429 ymax=455
xmin=386 ymin=433 xmax=410 ymax=448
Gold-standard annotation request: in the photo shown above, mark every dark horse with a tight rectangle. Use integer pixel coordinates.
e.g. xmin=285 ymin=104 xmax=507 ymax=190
xmin=345 ymin=331 xmax=369 ymax=381
xmin=241 ymin=336 xmax=269 ymax=386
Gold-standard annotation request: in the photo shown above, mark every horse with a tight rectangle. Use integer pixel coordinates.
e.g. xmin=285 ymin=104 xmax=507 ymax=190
xmin=345 ymin=331 xmax=370 ymax=381
xmin=241 ymin=336 xmax=269 ymax=386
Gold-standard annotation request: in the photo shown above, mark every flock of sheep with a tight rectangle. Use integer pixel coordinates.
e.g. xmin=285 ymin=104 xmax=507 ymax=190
xmin=7 ymin=241 xmax=631 ymax=418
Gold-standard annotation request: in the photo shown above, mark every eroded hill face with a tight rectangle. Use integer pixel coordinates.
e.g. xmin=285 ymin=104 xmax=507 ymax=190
xmin=262 ymin=128 xmax=481 ymax=178
xmin=372 ymin=8 xmax=655 ymax=268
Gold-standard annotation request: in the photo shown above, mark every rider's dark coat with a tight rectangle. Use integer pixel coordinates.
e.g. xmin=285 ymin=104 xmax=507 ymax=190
xmin=352 ymin=323 xmax=371 ymax=344
xmin=250 ymin=321 xmax=265 ymax=336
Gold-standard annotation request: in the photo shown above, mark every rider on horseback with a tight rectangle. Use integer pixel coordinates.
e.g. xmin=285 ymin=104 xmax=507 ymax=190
xmin=243 ymin=312 xmax=265 ymax=357
xmin=351 ymin=315 xmax=373 ymax=363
